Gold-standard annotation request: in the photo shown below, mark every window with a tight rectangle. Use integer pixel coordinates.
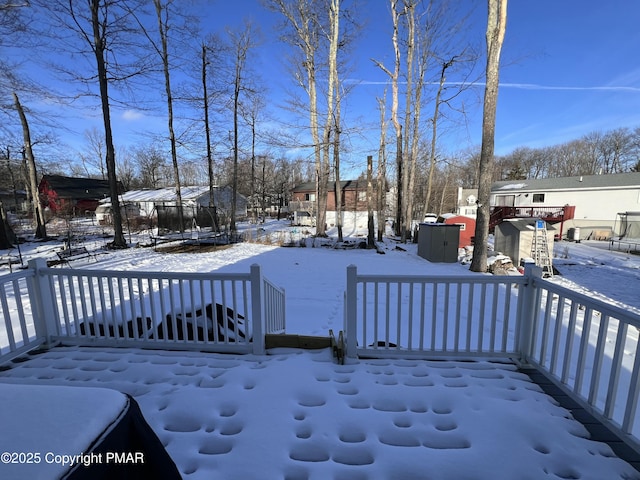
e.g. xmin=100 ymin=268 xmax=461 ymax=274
xmin=304 ymin=193 xmax=316 ymax=202
xmin=532 ymin=193 xmax=545 ymax=203
xmin=495 ymin=195 xmax=515 ymax=206
xmin=357 ymin=191 xmax=367 ymax=202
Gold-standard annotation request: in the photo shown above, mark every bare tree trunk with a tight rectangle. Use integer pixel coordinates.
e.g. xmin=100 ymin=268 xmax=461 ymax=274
xmin=470 ymin=0 xmax=508 ymax=272
xmin=13 ymin=92 xmax=47 ymax=239
xmin=271 ymin=0 xmax=328 ymax=236
xmin=376 ymin=93 xmax=387 ymax=242
xmin=327 ymin=0 xmax=341 ymax=241
xmin=0 ymin=201 xmax=14 ymax=249
xmin=90 ymin=0 xmax=126 ymax=248
xmin=400 ymin=0 xmax=414 ymax=242
xmin=154 ymin=0 xmax=184 ymax=233
xmin=251 ymin=117 xmax=256 ymax=222
xmin=228 ymin=24 xmax=253 ymax=232
xmin=202 ymin=44 xmax=215 ymax=211
xmin=423 ymin=59 xmax=453 ymax=218
xmin=373 ymin=0 xmax=402 ymax=238
xmin=367 ymin=155 xmax=375 ymax=248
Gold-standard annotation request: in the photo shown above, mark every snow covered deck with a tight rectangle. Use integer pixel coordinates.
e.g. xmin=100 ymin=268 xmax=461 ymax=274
xmin=0 ymin=346 xmax=638 ymax=480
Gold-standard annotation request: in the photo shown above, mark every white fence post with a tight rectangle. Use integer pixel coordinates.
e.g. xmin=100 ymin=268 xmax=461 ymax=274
xmin=345 ymin=264 xmax=358 ymax=358
xmin=27 ymin=258 xmax=58 ymax=346
xmin=250 ymin=264 xmax=265 ymax=355
xmin=518 ymin=262 xmax=542 ymax=363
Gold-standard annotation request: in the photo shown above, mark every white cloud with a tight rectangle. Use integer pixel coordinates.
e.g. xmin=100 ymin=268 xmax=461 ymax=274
xmin=122 ymin=109 xmax=144 ymax=121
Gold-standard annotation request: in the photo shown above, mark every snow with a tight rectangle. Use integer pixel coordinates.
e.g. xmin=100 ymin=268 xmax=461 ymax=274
xmin=497 ymin=183 xmax=528 ymax=190
xmin=1 ymin=220 xmax=639 ymax=478
xmin=1 ymin=347 xmax=637 ymax=480
xmin=552 ymin=240 xmax=640 ymax=314
xmin=0 ymin=383 xmax=127 ymax=479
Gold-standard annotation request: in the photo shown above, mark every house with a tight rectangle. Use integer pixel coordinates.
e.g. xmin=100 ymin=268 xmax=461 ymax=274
xmin=437 ymin=213 xmax=475 ymax=248
xmin=99 ymin=186 xmax=248 ymax=230
xmin=38 ymin=175 xmax=120 ymax=215
xmin=490 ymin=172 xmax=640 ymax=240
xmin=0 ymin=189 xmax=28 ymax=214
xmin=454 ymin=187 xmax=478 ymax=218
xmin=290 ymin=180 xmax=383 ymax=231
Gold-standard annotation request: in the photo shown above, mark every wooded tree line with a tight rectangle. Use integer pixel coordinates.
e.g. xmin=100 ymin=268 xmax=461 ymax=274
xmin=495 ymin=126 xmax=640 ymax=181
xmin=1 ymin=0 xmax=482 ymax=247
xmin=1 ymin=1 xmax=632 ymax=268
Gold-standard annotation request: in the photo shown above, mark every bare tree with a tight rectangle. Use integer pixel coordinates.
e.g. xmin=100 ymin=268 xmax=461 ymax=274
xmin=88 ymin=0 xmax=128 ymax=248
xmin=324 ymin=0 xmax=342 ymax=240
xmin=376 ymin=92 xmax=388 ymax=242
xmin=35 ymin=0 xmax=150 ymax=248
xmin=227 ymin=21 xmax=257 ymax=231
xmin=373 ymin=0 xmax=403 ymax=237
xmin=150 ymin=0 xmax=184 ymax=232
xmin=135 ymin=146 xmax=169 ymax=188
xmin=13 ymin=92 xmax=47 ymax=239
xmin=78 ymin=127 xmax=107 ymax=179
xmin=269 ymin=0 xmax=328 ymax=235
xmin=202 ymin=42 xmax=215 ymax=209
xmin=470 ymin=0 xmax=508 ymax=273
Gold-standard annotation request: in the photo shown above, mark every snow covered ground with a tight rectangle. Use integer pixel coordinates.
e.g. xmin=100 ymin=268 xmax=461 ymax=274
xmin=552 ymin=240 xmax=640 ymax=314
xmin=0 ymin=220 xmax=639 ymax=479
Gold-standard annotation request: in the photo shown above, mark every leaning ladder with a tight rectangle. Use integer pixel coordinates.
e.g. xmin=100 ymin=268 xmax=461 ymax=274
xmin=532 ymin=220 xmax=554 ymax=277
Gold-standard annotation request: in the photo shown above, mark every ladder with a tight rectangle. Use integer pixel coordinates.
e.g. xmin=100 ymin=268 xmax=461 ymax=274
xmin=532 ymin=220 xmax=553 ymax=277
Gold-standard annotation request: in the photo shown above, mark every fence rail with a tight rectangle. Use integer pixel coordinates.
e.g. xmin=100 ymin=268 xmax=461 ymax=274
xmin=344 ymin=265 xmax=527 ymax=359
xmin=344 ymin=263 xmax=640 ymax=449
xmin=0 ymin=260 xmax=286 ymax=359
xmin=0 ymin=269 xmax=41 ymax=363
xmin=527 ymin=275 xmax=640 ymax=443
xmin=3 ymin=258 xmax=640 ymax=452
xmin=264 ymin=278 xmax=286 ymax=335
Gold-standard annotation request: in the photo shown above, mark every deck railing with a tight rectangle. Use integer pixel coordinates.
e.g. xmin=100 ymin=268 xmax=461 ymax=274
xmin=344 ymin=263 xmax=640 ymax=447
xmin=344 ymin=265 xmax=527 ymax=359
xmin=0 ymin=259 xmax=286 ymax=358
xmin=0 ymin=269 xmax=41 ymax=363
xmin=2 ymin=258 xmax=639 ymax=450
xmin=525 ymin=275 xmax=640 ymax=442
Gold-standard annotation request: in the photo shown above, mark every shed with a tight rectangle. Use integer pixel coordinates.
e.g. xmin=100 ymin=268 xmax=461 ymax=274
xmin=494 ymin=219 xmax=556 ymax=266
xmin=101 ymin=186 xmax=248 ymax=220
xmin=438 ymin=213 xmax=475 ymax=248
xmin=417 ymin=223 xmax=460 ymax=263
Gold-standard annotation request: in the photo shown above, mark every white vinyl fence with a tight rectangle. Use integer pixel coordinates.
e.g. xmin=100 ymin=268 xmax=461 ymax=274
xmin=3 ymin=259 xmax=639 ymax=450
xmin=525 ymin=275 xmax=640 ymax=443
xmin=0 ymin=259 xmax=285 ymax=358
xmin=344 ymin=263 xmax=640 ymax=449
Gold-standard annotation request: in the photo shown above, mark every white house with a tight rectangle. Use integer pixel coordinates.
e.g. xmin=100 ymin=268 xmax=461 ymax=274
xmin=455 ymin=187 xmax=478 ymax=218
xmin=490 ymin=172 xmax=640 ymax=240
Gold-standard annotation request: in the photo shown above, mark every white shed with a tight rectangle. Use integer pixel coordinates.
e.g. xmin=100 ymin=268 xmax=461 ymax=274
xmin=99 ymin=186 xmax=248 ymax=220
xmin=494 ymin=219 xmax=556 ymax=267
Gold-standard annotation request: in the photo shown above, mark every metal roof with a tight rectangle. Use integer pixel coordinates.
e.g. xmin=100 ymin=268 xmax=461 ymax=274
xmin=114 ymin=186 xmax=210 ymax=203
xmin=492 ymin=172 xmax=640 ymax=192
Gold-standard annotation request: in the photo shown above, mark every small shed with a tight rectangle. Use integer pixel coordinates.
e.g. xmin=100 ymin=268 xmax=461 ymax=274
xmin=417 ymin=223 xmax=460 ymax=263
xmin=438 ymin=213 xmax=475 ymax=248
xmin=494 ymin=219 xmax=556 ymax=266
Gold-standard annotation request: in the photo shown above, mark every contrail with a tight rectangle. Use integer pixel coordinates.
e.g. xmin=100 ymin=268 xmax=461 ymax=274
xmin=347 ymin=79 xmax=640 ymax=92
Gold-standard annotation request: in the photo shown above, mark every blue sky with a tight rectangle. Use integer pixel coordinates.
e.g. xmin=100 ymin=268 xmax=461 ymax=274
xmin=493 ymin=0 xmax=640 ymax=154
xmin=7 ymin=1 xmax=640 ymax=170
xmin=192 ymin=0 xmax=640 ymax=161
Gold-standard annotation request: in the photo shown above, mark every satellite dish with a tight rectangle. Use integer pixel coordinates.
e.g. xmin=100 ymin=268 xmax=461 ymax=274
xmin=466 ymin=195 xmax=476 ymax=205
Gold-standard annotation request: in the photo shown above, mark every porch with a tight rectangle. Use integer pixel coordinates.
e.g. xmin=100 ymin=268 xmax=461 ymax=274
xmin=0 ymin=259 xmax=639 ymax=475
